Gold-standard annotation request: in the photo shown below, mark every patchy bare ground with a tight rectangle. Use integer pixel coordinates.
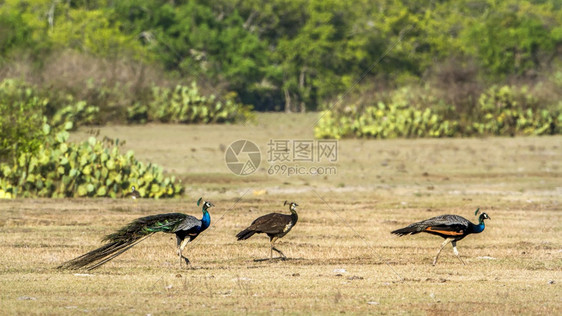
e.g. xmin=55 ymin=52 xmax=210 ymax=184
xmin=1 ymin=113 xmax=561 ymax=314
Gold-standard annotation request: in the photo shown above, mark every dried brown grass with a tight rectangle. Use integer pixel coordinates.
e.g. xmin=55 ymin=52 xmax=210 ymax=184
xmin=1 ymin=113 xmax=561 ymax=314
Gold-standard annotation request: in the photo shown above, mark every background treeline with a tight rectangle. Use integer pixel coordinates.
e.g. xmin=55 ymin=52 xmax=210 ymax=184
xmin=1 ymin=0 xmax=561 ymax=198
xmin=1 ymin=0 xmax=561 ymax=115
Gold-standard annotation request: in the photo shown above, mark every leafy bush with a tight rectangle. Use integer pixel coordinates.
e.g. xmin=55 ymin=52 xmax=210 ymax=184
xmin=0 ymin=79 xmax=100 ymax=163
xmin=0 ymin=79 xmax=183 ymax=199
xmin=471 ymin=85 xmax=561 ymax=136
xmin=0 ymin=79 xmax=48 ymax=162
xmin=0 ymin=127 xmax=183 ymax=198
xmin=51 ymin=101 xmax=100 ymax=130
xmin=315 ymin=84 xmax=561 ymax=139
xmin=315 ymin=102 xmax=458 ymax=139
xmin=126 ymin=103 xmax=149 ymax=124
xmin=128 ymin=82 xmax=253 ymax=124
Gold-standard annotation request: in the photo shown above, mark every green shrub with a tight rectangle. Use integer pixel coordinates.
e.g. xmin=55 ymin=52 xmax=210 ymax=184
xmin=126 ymin=102 xmax=149 ymax=124
xmin=471 ymin=85 xmax=561 ymax=136
xmin=0 ymin=79 xmax=101 ymax=162
xmin=315 ymin=84 xmax=561 ymax=139
xmin=0 ymin=127 xmax=183 ymax=198
xmin=315 ymin=102 xmax=458 ymax=139
xmin=0 ymin=79 xmax=183 ymax=199
xmin=0 ymin=79 xmax=49 ymax=162
xmin=128 ymin=82 xmax=253 ymax=124
xmin=51 ymin=101 xmax=100 ymax=130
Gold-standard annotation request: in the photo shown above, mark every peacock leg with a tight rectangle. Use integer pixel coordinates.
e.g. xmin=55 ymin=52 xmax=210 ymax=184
xmin=177 ymin=237 xmax=192 ymax=268
xmin=272 ymin=246 xmax=286 ymax=259
xmin=270 ymin=237 xmax=286 ymax=259
xmin=182 ymin=256 xmax=191 ymax=266
xmin=433 ymin=238 xmax=453 ymax=266
xmin=451 ymin=241 xmax=465 ymax=265
xmin=269 ymin=237 xmax=276 ymax=260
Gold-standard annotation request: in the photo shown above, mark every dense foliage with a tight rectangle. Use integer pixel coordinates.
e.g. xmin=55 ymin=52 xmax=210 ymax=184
xmin=315 ymin=104 xmax=459 ymax=139
xmin=1 ymin=0 xmax=560 ymax=112
xmin=471 ymin=85 xmax=561 ymax=136
xmin=0 ymin=80 xmax=183 ymax=198
xmin=127 ymin=82 xmax=253 ymax=124
xmin=315 ymin=85 xmax=562 ymax=138
xmin=0 ymin=130 xmax=183 ymax=198
xmin=0 ymin=80 xmax=47 ymax=161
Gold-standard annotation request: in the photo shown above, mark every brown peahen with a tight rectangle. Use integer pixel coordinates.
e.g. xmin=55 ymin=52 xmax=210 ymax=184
xmin=236 ymin=201 xmax=299 ymax=260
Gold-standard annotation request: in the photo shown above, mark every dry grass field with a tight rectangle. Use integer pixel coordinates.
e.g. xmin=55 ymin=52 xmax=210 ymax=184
xmin=1 ymin=113 xmax=561 ymax=315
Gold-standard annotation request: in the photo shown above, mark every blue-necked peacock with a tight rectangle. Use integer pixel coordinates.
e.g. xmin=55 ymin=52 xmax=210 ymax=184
xmin=58 ymin=198 xmax=213 ymax=270
xmin=391 ymin=208 xmax=490 ymax=265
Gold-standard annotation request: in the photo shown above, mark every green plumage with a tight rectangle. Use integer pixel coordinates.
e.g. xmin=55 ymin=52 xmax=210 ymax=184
xmin=103 ymin=213 xmax=187 ymax=243
xmin=58 ymin=212 xmax=205 ymax=270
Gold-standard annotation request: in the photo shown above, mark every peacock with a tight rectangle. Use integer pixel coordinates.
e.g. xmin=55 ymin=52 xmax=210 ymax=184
xmin=391 ymin=208 xmax=490 ymax=265
xmin=58 ymin=198 xmax=213 ymax=270
xmin=128 ymin=186 xmax=141 ymax=200
xmin=236 ymin=201 xmax=298 ymax=260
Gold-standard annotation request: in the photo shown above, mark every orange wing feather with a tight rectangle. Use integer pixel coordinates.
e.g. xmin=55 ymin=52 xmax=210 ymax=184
xmin=425 ymin=227 xmax=464 ymax=236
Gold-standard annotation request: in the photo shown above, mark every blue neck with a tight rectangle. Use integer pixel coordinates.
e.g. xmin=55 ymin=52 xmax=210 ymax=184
xmin=200 ymin=209 xmax=211 ymax=231
xmin=471 ymin=222 xmax=485 ymax=233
